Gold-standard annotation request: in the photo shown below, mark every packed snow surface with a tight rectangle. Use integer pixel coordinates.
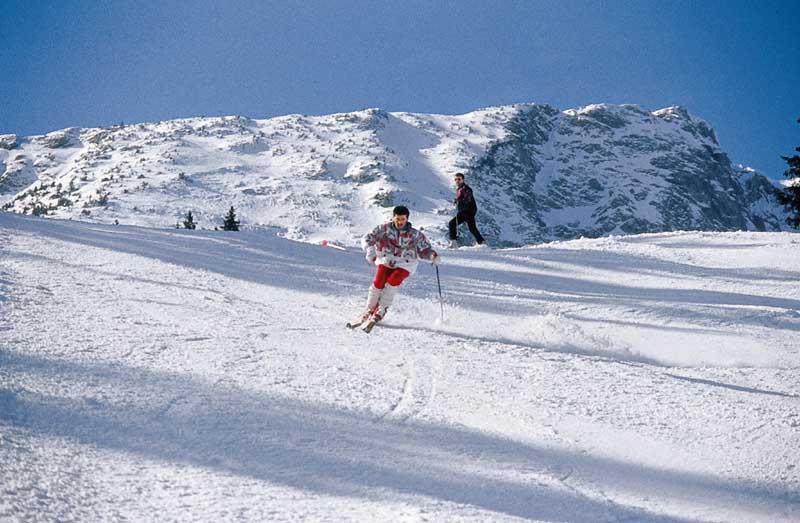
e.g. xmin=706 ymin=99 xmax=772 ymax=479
xmin=1 ymin=212 xmax=798 ymax=522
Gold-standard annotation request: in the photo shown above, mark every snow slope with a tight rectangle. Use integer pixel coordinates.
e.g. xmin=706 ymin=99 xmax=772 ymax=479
xmin=1 ymin=212 xmax=799 ymax=522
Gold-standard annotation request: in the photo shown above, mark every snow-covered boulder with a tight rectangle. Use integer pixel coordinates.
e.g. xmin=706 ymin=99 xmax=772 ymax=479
xmin=39 ymin=130 xmax=73 ymax=148
xmin=0 ymin=134 xmax=17 ymax=149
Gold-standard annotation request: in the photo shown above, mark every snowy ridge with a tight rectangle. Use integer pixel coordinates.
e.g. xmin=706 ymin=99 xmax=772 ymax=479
xmin=0 ymin=103 xmax=790 ymax=247
xmin=1 ymin=212 xmax=799 ymax=521
xmin=0 ymin=107 xmax=507 ymax=245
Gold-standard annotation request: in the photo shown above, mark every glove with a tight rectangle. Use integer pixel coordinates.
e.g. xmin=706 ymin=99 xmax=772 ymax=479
xmin=365 ymin=250 xmax=377 ymax=264
xmin=431 ymin=252 xmax=441 ymax=266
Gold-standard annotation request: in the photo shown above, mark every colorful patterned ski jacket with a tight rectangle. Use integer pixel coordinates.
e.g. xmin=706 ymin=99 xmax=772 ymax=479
xmin=362 ymin=221 xmax=436 ymax=275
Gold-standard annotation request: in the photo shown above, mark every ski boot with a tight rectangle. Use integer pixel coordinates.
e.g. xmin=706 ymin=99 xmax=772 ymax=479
xmin=362 ymin=306 xmax=388 ymax=333
xmin=347 ymin=304 xmax=378 ymax=329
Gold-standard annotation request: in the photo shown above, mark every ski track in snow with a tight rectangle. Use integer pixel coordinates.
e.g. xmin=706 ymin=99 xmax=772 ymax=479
xmin=1 ymin=212 xmax=799 ymax=522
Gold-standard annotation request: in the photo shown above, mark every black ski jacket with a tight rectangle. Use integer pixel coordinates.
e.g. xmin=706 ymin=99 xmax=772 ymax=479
xmin=454 ymin=183 xmax=478 ymax=216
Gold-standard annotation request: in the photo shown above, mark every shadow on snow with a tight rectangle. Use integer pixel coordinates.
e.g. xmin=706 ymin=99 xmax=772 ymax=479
xmin=2 ymin=350 xmax=795 ymax=522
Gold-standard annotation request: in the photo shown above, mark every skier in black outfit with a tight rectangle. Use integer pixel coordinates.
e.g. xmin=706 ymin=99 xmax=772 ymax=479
xmin=448 ymin=172 xmax=485 ymax=247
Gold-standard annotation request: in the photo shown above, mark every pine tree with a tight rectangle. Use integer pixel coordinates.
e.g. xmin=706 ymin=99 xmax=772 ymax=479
xmin=776 ymin=117 xmax=800 ymax=228
xmin=222 ymin=206 xmax=240 ymax=231
xmin=183 ymin=211 xmax=197 ymax=230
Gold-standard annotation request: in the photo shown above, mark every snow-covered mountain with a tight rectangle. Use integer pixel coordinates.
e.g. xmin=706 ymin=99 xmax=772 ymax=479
xmin=0 ymin=103 xmax=789 ymax=246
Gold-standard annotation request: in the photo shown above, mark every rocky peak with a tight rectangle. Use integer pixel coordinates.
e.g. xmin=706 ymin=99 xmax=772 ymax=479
xmin=0 ymin=134 xmax=17 ymax=150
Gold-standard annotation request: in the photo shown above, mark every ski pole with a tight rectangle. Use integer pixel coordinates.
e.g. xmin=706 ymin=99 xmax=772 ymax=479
xmin=454 ymin=202 xmax=459 ymax=244
xmin=435 ymin=265 xmax=444 ymax=322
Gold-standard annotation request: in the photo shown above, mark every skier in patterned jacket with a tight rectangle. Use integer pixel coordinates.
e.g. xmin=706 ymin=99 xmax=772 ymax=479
xmin=350 ymin=205 xmax=440 ymax=330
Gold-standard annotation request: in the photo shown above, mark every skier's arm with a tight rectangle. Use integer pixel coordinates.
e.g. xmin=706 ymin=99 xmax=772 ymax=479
xmin=415 ymin=231 xmax=438 ymax=263
xmin=362 ymin=224 xmax=383 ymax=261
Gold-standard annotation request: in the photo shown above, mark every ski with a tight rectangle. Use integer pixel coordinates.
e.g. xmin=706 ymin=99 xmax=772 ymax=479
xmin=362 ymin=320 xmax=377 ymax=333
xmin=346 ymin=319 xmax=366 ymax=329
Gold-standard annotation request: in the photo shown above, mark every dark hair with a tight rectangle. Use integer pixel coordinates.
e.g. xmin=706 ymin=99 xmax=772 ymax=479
xmin=454 ymin=172 xmax=465 ymax=179
xmin=392 ymin=205 xmax=410 ymax=217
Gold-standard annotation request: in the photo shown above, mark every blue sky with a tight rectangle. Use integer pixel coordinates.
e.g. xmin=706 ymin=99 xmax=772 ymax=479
xmin=2 ymin=0 xmax=798 ymax=178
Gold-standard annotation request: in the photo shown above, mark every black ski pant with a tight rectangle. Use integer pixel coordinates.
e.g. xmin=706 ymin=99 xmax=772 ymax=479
xmin=449 ymin=212 xmax=484 ymax=244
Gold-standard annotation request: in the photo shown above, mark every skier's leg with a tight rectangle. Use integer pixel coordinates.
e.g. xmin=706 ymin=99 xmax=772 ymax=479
xmin=362 ymin=265 xmax=391 ymax=320
xmin=363 ymin=285 xmax=381 ymax=318
xmin=372 ymin=264 xmax=391 ymax=289
xmin=385 ymin=268 xmax=410 ymax=287
xmin=373 ymin=285 xmax=398 ymax=321
xmin=448 ymin=216 xmax=458 ymax=240
xmin=449 ymin=213 xmax=467 ymax=246
xmin=466 ymin=215 xmax=485 ymax=244
xmin=373 ymin=268 xmax=410 ymax=321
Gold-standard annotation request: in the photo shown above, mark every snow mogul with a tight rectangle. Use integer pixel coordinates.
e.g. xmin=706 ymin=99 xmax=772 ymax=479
xmin=348 ymin=205 xmax=440 ymax=333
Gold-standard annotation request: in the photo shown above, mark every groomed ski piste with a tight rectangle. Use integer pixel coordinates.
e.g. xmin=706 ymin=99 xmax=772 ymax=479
xmin=1 ymin=211 xmax=798 ymax=522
